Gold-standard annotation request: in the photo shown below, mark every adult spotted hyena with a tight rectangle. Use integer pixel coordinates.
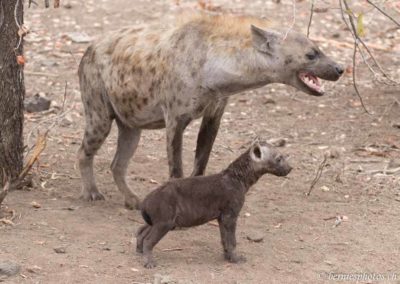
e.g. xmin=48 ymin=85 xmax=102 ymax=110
xmin=78 ymin=14 xmax=344 ymax=209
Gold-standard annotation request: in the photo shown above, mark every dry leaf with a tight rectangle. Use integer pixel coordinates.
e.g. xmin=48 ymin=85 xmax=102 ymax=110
xmin=16 ymin=55 xmax=25 ymax=66
xmin=31 ymin=201 xmax=41 ymax=208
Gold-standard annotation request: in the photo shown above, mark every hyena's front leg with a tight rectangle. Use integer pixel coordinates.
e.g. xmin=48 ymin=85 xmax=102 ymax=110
xmin=191 ymin=100 xmax=227 ymax=176
xmin=164 ymin=112 xmax=192 ymax=178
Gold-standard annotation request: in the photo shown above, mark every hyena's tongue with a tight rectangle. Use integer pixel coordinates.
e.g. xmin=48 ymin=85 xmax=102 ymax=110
xmin=300 ymin=72 xmax=324 ymax=93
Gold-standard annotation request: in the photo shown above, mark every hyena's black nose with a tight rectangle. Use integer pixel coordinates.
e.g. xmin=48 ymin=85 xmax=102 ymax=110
xmin=335 ymin=65 xmax=344 ymax=76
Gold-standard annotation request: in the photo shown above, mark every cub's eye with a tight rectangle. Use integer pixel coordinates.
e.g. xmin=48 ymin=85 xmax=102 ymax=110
xmin=306 ymin=50 xmax=318 ymax=60
xmin=276 ymin=156 xmax=282 ymax=163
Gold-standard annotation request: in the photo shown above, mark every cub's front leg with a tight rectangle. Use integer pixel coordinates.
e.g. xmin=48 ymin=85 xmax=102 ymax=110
xmin=218 ymin=213 xmax=246 ymax=263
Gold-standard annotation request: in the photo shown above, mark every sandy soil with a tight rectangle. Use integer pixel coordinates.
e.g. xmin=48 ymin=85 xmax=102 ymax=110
xmin=1 ymin=0 xmax=400 ymax=283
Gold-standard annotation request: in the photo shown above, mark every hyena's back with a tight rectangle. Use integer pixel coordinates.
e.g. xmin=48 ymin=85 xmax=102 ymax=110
xmin=78 ymin=21 xmax=213 ymax=131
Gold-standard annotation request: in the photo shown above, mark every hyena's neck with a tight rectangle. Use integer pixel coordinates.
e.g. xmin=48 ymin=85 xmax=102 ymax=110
xmin=223 ymin=151 xmax=262 ymax=191
xmin=202 ymin=47 xmax=280 ymax=96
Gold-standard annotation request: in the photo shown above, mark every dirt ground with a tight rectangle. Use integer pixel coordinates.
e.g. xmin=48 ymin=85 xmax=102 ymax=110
xmin=1 ymin=0 xmax=400 ymax=283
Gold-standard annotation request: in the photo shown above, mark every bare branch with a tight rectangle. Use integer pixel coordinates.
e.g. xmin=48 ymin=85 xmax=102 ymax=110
xmin=338 ymin=0 xmax=371 ymax=114
xmin=307 ymin=0 xmax=315 ymax=38
xmin=341 ymin=0 xmax=399 ymax=85
xmin=366 ymin=0 xmax=400 ymax=27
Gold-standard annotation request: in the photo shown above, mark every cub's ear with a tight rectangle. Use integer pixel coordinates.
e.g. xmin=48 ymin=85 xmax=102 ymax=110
xmin=250 ymin=143 xmax=263 ymax=162
xmin=250 ymin=25 xmax=281 ymax=55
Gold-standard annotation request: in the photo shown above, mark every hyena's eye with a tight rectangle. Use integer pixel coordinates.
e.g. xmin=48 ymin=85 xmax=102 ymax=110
xmin=306 ymin=49 xmax=319 ymax=61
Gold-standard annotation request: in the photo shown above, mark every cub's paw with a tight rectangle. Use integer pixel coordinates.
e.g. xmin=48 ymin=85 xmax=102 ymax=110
xmin=136 ymin=246 xmax=143 ymax=254
xmin=225 ymin=253 xmax=247 ymax=264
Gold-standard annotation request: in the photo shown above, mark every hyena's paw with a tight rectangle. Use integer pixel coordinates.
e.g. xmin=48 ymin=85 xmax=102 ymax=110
xmin=144 ymin=259 xmax=157 ymax=269
xmin=124 ymin=196 xmax=140 ymax=210
xmin=80 ymin=189 xmax=105 ymax=202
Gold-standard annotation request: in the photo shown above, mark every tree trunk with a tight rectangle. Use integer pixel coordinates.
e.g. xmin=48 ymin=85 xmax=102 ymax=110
xmin=0 ymin=0 xmax=25 ymax=187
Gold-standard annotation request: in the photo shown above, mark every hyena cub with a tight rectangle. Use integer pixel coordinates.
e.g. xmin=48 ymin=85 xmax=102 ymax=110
xmin=136 ymin=141 xmax=292 ymax=268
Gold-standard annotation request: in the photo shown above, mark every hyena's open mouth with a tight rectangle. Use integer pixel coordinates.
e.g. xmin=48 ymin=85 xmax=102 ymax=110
xmin=298 ymin=72 xmax=325 ymax=96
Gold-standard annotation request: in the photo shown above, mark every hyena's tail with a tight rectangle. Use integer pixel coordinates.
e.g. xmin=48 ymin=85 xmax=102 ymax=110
xmin=141 ymin=209 xmax=153 ymax=226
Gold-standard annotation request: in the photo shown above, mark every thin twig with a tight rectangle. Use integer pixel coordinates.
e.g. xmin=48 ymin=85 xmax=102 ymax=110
xmin=366 ymin=0 xmax=400 ymax=27
xmin=67 ymin=46 xmax=79 ymax=66
xmin=351 ymin=41 xmax=371 ymax=114
xmin=306 ymin=154 xmax=328 ymax=196
xmin=307 ymin=0 xmax=315 ymax=38
xmin=323 ymin=216 xmax=337 ymax=221
xmin=61 ymin=81 xmax=68 ymax=111
xmin=25 ymin=71 xmax=59 ymax=77
xmin=127 ymin=216 xmax=144 ymax=224
xmin=283 ymin=0 xmax=296 ymax=40
xmin=161 ymin=247 xmax=185 ymax=252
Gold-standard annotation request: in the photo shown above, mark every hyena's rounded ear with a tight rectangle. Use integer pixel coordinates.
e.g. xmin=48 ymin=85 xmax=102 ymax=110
xmin=250 ymin=25 xmax=281 ymax=55
xmin=250 ymin=143 xmax=263 ymax=162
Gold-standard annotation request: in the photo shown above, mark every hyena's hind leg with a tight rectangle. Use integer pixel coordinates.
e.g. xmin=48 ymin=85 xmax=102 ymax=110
xmin=78 ymin=106 xmax=113 ymax=201
xmin=111 ymin=120 xmax=142 ymax=210
xmin=78 ymin=46 xmax=115 ymax=202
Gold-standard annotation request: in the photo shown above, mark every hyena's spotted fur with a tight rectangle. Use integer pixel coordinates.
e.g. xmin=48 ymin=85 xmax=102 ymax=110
xmin=78 ymin=14 xmax=344 ymax=209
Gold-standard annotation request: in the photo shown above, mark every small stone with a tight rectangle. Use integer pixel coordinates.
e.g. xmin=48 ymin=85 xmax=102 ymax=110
xmin=268 ymin=138 xmax=287 ymax=147
xmin=392 ymin=122 xmax=400 ymax=129
xmin=24 ymin=94 xmax=51 ymax=113
xmin=63 ymin=32 xmax=92 ymax=43
xmin=321 ymin=186 xmax=330 ymax=192
xmin=26 ymin=265 xmax=42 ymax=274
xmin=0 ymin=261 xmax=20 ymax=277
xmin=244 ymin=212 xmax=251 ymax=217
xmin=31 ymin=201 xmax=41 ymax=208
xmin=388 ymin=159 xmax=400 ymax=169
xmin=154 ymin=273 xmax=173 ymax=284
xmin=246 ymin=232 xmax=264 ymax=243
xmin=325 ymin=148 xmax=340 ymax=159
xmin=54 ymin=247 xmax=66 ymax=254
xmin=263 ymin=97 xmax=276 ymax=104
